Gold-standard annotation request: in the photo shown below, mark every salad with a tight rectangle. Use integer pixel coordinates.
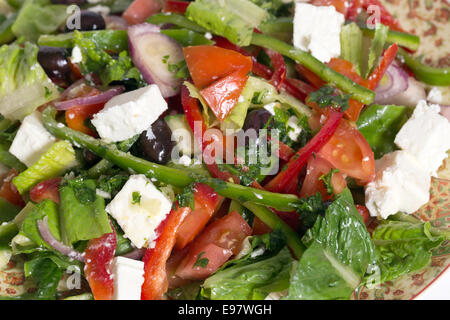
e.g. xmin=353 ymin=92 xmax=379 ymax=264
xmin=0 ymin=0 xmax=449 ymax=301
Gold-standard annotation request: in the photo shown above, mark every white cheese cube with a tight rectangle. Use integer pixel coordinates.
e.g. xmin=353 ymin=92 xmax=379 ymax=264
xmin=394 ymin=100 xmax=450 ymax=177
xmin=9 ymin=111 xmax=56 ymax=167
xmin=91 ymin=85 xmax=168 ymax=142
xmin=111 ymin=257 xmax=145 ymax=300
xmin=293 ymin=3 xmax=344 ymax=63
xmin=106 ymin=174 xmax=173 ymax=249
xmin=287 ymin=115 xmax=303 ymax=141
xmin=365 ymin=151 xmax=430 ymax=219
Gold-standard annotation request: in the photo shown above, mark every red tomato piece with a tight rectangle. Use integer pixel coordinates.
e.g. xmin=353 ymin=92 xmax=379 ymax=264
xmin=29 ymin=177 xmax=62 ymax=204
xmin=318 ymin=119 xmax=375 ymax=184
xmin=141 ymin=206 xmax=190 ymax=300
xmin=175 ymin=211 xmax=252 ymax=280
xmin=299 ymin=155 xmax=347 ymax=200
xmin=312 ymin=0 xmax=348 ymax=15
xmin=200 ymin=69 xmax=249 ymax=120
xmin=163 ymin=0 xmax=190 ymax=13
xmin=175 ymin=183 xmax=223 ymax=251
xmin=65 ymin=103 xmax=104 ymax=136
xmin=356 ymin=205 xmax=370 ymax=225
xmin=123 ymin=0 xmax=162 ymax=25
xmin=0 ymin=169 xmax=25 ymax=207
xmin=84 ymin=227 xmax=117 ymax=300
xmin=183 ymin=45 xmax=252 ymax=89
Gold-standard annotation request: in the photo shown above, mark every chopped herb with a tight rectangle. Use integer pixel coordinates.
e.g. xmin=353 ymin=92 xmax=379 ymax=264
xmin=177 ymin=182 xmax=196 ymax=210
xmin=319 ymin=169 xmax=340 ymax=196
xmin=132 ymin=191 xmax=141 ymax=205
xmin=307 ymin=85 xmax=351 ymax=111
xmin=193 ymin=252 xmax=209 ymax=268
xmin=162 ymin=55 xmax=170 ymax=63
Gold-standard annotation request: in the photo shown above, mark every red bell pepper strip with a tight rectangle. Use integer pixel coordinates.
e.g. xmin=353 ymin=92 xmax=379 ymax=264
xmin=282 ymin=78 xmax=316 ymax=103
xmin=367 ymin=43 xmax=398 ymax=90
xmin=162 ymin=0 xmax=190 ymax=13
xmin=263 ymin=48 xmax=286 ymax=91
xmin=264 ymin=110 xmax=343 ymax=193
xmin=141 ymin=205 xmax=191 ymax=300
xmin=84 ymin=226 xmax=117 ymax=300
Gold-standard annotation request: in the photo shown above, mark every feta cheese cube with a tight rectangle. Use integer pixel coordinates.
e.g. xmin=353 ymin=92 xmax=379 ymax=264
xmin=287 ymin=115 xmax=303 ymax=142
xmin=394 ymin=100 xmax=450 ymax=177
xmin=106 ymin=174 xmax=173 ymax=249
xmin=111 ymin=257 xmax=145 ymax=300
xmin=91 ymin=85 xmax=168 ymax=142
xmin=365 ymin=151 xmax=430 ymax=219
xmin=293 ymin=3 xmax=344 ymax=63
xmin=9 ymin=111 xmax=56 ymax=167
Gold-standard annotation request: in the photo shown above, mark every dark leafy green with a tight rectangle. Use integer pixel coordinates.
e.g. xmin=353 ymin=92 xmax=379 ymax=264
xmin=286 ymin=189 xmax=378 ymax=300
xmin=307 ymin=85 xmax=351 ymax=111
xmin=357 ymin=104 xmax=411 ymax=159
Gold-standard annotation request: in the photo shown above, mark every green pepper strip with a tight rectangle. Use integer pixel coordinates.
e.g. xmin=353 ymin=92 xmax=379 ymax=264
xmin=359 ymin=26 xmax=420 ymax=52
xmin=397 ymin=47 xmax=450 ymax=86
xmin=0 ymin=142 xmax=26 ymax=172
xmin=86 ymin=135 xmax=139 ymax=178
xmin=251 ymin=33 xmax=375 ymax=105
xmin=242 ymin=202 xmax=306 ymax=259
xmin=42 ymin=107 xmax=300 ymax=212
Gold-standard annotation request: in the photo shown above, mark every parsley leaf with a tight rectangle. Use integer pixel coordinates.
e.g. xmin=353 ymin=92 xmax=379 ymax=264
xmin=319 ymin=169 xmax=340 ymax=196
xmin=193 ymin=252 xmax=209 ymax=268
xmin=177 ymin=182 xmax=196 ymax=210
xmin=307 ymin=85 xmax=351 ymax=111
xmin=132 ymin=191 xmax=141 ymax=205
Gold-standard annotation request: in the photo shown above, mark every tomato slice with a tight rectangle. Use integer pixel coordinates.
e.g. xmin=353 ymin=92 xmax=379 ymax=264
xmin=200 ymin=68 xmax=249 ymax=120
xmin=175 ymin=183 xmax=223 ymax=251
xmin=65 ymin=103 xmax=104 ymax=136
xmin=312 ymin=0 xmax=348 ymax=15
xmin=318 ymin=119 xmax=375 ymax=183
xmin=29 ymin=177 xmax=62 ymax=204
xmin=299 ymin=155 xmax=347 ymax=200
xmin=183 ymin=46 xmax=252 ymax=89
xmin=175 ymin=211 xmax=252 ymax=280
xmin=0 ymin=169 xmax=25 ymax=207
xmin=141 ymin=206 xmax=190 ymax=300
xmin=84 ymin=226 xmax=117 ymax=300
xmin=356 ymin=205 xmax=370 ymax=225
xmin=122 ymin=0 xmax=162 ymax=25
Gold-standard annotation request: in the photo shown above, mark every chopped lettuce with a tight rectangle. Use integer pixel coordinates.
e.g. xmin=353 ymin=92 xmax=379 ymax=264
xmin=23 ymin=255 xmax=63 ymax=299
xmin=186 ymin=0 xmax=270 ymax=46
xmin=249 ymin=0 xmax=290 ymax=16
xmin=340 ymin=23 xmax=362 ymax=76
xmin=287 ymin=189 xmax=378 ymax=300
xmin=59 ymin=178 xmax=112 ymax=245
xmin=12 ymin=140 xmax=77 ymax=194
xmin=0 ymin=41 xmax=60 ymax=120
xmin=0 ymin=12 xmax=16 ymax=45
xmin=73 ymin=30 xmax=145 ymax=87
xmin=11 ymin=0 xmax=68 ymax=42
xmin=357 ymin=104 xmax=411 ymax=159
xmin=371 ymin=216 xmax=449 ymax=285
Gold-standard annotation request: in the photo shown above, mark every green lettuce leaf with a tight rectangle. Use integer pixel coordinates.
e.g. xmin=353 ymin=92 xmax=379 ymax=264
xmin=286 ymin=189 xmax=378 ymax=300
xmin=59 ymin=178 xmax=112 ymax=244
xmin=357 ymin=104 xmax=411 ymax=159
xmin=0 ymin=41 xmax=60 ymax=120
xmin=11 ymin=0 xmax=68 ymax=42
xmin=340 ymin=23 xmax=362 ymax=76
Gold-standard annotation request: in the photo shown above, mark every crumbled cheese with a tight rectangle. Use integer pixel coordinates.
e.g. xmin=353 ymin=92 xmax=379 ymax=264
xmin=286 ymin=115 xmax=303 ymax=142
xmin=70 ymin=46 xmax=83 ymax=64
xmin=106 ymin=174 xmax=173 ymax=249
xmin=293 ymin=3 xmax=344 ymax=63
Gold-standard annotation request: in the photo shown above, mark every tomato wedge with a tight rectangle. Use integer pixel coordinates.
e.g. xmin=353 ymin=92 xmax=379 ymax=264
xmin=141 ymin=206 xmax=190 ymax=300
xmin=84 ymin=227 xmax=117 ymax=300
xmin=318 ymin=119 xmax=375 ymax=183
xmin=0 ymin=169 xmax=25 ymax=207
xmin=299 ymin=155 xmax=347 ymax=200
xmin=175 ymin=211 xmax=252 ymax=280
xmin=29 ymin=177 xmax=62 ymax=204
xmin=175 ymin=183 xmax=223 ymax=251
xmin=163 ymin=0 xmax=190 ymax=13
xmin=65 ymin=103 xmax=104 ymax=136
xmin=123 ymin=0 xmax=162 ymax=25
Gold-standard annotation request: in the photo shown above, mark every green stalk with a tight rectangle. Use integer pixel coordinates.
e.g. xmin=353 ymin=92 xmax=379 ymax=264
xmin=147 ymin=13 xmax=207 ymax=33
xmin=359 ymin=26 xmax=420 ymax=52
xmin=242 ymin=202 xmax=306 ymax=260
xmin=250 ymin=33 xmax=375 ymax=105
xmin=397 ymin=47 xmax=450 ymax=86
xmin=0 ymin=142 xmax=26 ymax=172
xmin=42 ymin=107 xmax=300 ymax=211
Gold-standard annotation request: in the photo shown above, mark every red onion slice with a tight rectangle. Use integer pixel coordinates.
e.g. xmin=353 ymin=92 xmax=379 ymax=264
xmin=440 ymin=105 xmax=450 ymax=121
xmin=128 ymin=23 xmax=184 ymax=98
xmin=121 ymin=248 xmax=146 ymax=260
xmin=54 ymin=86 xmax=125 ymax=111
xmin=374 ymin=64 xmax=409 ymax=103
xmin=38 ymin=216 xmax=85 ymax=262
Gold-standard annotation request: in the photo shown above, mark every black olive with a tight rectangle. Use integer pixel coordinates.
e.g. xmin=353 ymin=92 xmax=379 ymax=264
xmin=65 ymin=10 xmax=106 ymax=32
xmin=243 ymin=109 xmax=274 ymax=133
xmin=82 ymin=149 xmax=101 ymax=167
xmin=37 ymin=46 xmax=71 ymax=83
xmin=139 ymin=118 xmax=175 ymax=164
xmin=50 ymin=0 xmax=85 ymax=4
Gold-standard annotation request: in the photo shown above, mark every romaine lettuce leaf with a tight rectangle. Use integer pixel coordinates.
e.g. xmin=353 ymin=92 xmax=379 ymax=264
xmin=0 ymin=41 xmax=60 ymax=120
xmin=286 ymin=189 xmax=378 ymax=300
